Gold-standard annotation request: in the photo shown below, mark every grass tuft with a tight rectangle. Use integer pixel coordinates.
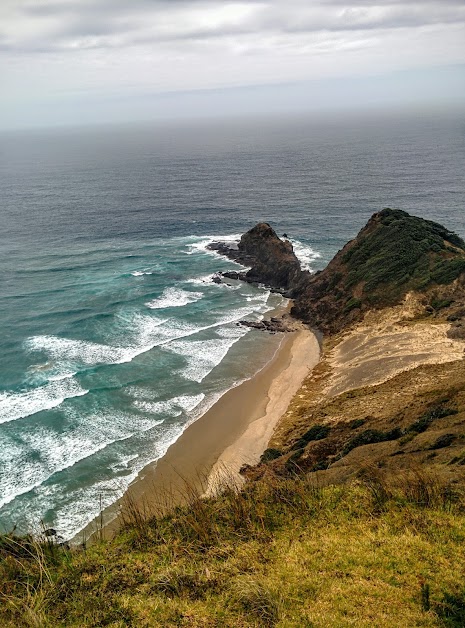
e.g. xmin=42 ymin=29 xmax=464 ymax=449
xmin=229 ymin=576 xmax=281 ymax=626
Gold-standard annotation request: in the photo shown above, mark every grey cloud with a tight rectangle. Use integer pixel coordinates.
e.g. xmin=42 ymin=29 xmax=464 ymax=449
xmin=274 ymin=7 xmax=465 ymax=34
xmin=1 ymin=0 xmax=464 ymax=54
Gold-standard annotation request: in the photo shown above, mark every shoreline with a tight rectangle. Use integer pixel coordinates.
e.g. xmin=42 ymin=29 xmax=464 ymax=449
xmin=205 ymin=327 xmax=320 ymax=495
xmin=81 ymin=325 xmax=319 ymax=542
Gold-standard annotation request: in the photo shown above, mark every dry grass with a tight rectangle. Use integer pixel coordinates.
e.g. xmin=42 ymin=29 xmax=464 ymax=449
xmin=1 ymin=470 xmax=465 ymax=627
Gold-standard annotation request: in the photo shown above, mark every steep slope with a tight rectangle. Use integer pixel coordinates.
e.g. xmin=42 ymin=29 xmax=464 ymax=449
xmin=243 ymin=212 xmax=465 ymax=494
xmin=2 ymin=211 xmax=465 ymax=627
xmin=292 ymin=208 xmax=465 ymax=333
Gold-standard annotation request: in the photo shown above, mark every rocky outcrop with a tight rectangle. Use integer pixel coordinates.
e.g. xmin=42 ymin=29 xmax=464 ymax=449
xmin=237 ymin=316 xmax=297 ymax=334
xmin=211 ymin=210 xmax=465 ymax=335
xmin=237 ymin=223 xmax=305 ymax=291
xmin=208 ymin=223 xmax=307 ymax=293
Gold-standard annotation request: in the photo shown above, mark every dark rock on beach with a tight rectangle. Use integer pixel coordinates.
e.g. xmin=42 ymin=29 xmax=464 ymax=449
xmin=238 ymin=316 xmax=294 ymax=333
xmin=221 ymin=271 xmax=245 ymax=281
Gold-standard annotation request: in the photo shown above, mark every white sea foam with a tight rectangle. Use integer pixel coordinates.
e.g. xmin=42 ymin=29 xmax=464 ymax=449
xmin=0 ymin=409 xmax=163 ymax=509
xmin=110 ymin=453 xmax=139 ymax=473
xmin=25 ymin=362 xmax=77 ymax=386
xmin=131 ymin=302 xmax=270 ymax=357
xmin=131 ymin=270 xmax=153 ymax=276
xmin=185 ymin=274 xmax=241 ymax=289
xmin=184 ymin=234 xmax=243 ymax=261
xmin=0 ymin=379 xmax=88 ymax=425
xmin=166 ymin=327 xmax=247 ymax=383
xmin=4 ymin=380 xmax=252 ymax=540
xmin=24 ymin=284 xmax=273 ymax=389
xmin=25 ymin=304 xmax=265 ymax=380
xmin=25 ymin=316 xmax=169 ymax=371
xmin=4 ymin=414 xmax=201 ymax=540
xmin=47 ymin=371 xmax=77 ymax=382
xmin=26 ymin=335 xmax=131 ymax=366
xmin=290 ymin=238 xmax=321 ymax=271
xmin=133 ymin=393 xmax=205 ymax=416
xmin=175 ymin=393 xmax=206 ymax=412
xmin=131 ymin=314 xmax=201 ymax=349
xmin=146 ymin=287 xmax=203 ymax=309
xmin=39 ymin=419 xmax=188 ymax=541
xmin=185 ymin=273 xmax=215 ymax=284
xmin=133 ymin=399 xmax=182 ymax=417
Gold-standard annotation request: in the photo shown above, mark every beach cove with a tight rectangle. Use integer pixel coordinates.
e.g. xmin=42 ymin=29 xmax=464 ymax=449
xmin=82 ymin=321 xmax=320 ymax=541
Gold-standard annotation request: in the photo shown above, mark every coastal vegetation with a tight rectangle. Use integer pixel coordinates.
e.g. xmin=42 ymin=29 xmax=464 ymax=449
xmin=2 ymin=470 xmax=465 ymax=627
xmin=342 ymin=209 xmax=465 ymax=296
xmin=264 ymin=341 xmax=465 ymax=485
xmin=292 ymin=208 xmax=465 ymax=333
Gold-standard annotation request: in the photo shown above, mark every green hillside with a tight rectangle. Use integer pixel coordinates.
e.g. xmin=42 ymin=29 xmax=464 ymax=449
xmin=293 ymin=209 xmax=465 ymax=333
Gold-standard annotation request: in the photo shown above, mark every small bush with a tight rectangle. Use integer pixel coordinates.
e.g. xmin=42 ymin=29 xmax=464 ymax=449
xmin=429 ymin=433 xmax=456 ymax=450
xmin=260 ymin=448 xmax=283 ymax=463
xmin=449 ymin=451 xmax=465 ymax=466
xmin=344 ymin=297 xmax=362 ymax=313
xmin=430 ymin=298 xmax=453 ymax=311
xmin=311 ymin=459 xmax=331 ymax=471
xmin=350 ymin=418 xmax=366 ymax=429
xmin=294 ymin=425 xmax=331 ymax=449
xmin=229 ymin=577 xmax=281 ymax=626
xmin=342 ymin=428 xmax=403 ymax=456
xmin=399 ymin=432 xmax=416 ymax=446
xmin=360 ymin=467 xmax=461 ymax=511
xmin=436 ymin=590 xmax=465 ymax=627
xmin=151 ymin=567 xmax=215 ymax=600
xmin=431 ymin=259 xmax=465 ymax=285
xmin=285 ymin=448 xmax=305 ymax=474
xmin=408 ymin=405 xmax=457 ymax=434
xmin=420 ymin=582 xmax=431 ymax=611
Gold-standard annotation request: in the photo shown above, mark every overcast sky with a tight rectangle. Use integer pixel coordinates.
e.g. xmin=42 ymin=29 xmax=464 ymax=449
xmin=1 ymin=0 xmax=464 ymax=129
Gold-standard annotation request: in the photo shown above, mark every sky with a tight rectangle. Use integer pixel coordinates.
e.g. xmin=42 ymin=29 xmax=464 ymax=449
xmin=1 ymin=0 xmax=464 ymax=130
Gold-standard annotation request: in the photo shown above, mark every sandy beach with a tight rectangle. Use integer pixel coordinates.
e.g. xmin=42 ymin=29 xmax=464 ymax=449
xmin=83 ymin=325 xmax=319 ymax=540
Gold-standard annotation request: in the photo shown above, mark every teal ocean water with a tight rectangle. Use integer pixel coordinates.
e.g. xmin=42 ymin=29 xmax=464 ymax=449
xmin=0 ymin=111 xmax=464 ymax=539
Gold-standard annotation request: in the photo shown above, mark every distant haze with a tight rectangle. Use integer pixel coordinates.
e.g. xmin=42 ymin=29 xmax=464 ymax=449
xmin=1 ymin=0 xmax=465 ymax=130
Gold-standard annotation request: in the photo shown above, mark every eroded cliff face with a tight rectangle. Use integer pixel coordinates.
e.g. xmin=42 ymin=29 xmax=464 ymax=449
xmin=235 ymin=215 xmax=465 ymax=490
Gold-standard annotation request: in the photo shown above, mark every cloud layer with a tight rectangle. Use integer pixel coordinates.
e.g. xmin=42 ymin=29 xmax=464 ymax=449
xmin=2 ymin=0 xmax=465 ymax=52
xmin=1 ymin=0 xmax=464 ymax=128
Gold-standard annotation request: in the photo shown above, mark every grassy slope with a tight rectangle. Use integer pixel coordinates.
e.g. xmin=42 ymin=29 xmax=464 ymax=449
xmin=263 ymin=358 xmax=465 ymax=483
xmin=342 ymin=209 xmax=465 ymax=302
xmin=2 ymin=476 xmax=465 ymax=627
xmin=292 ymin=209 xmax=465 ymax=333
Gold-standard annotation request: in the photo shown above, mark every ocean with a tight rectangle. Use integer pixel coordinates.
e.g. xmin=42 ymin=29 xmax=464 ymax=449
xmin=1 ymin=110 xmax=464 ymax=539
